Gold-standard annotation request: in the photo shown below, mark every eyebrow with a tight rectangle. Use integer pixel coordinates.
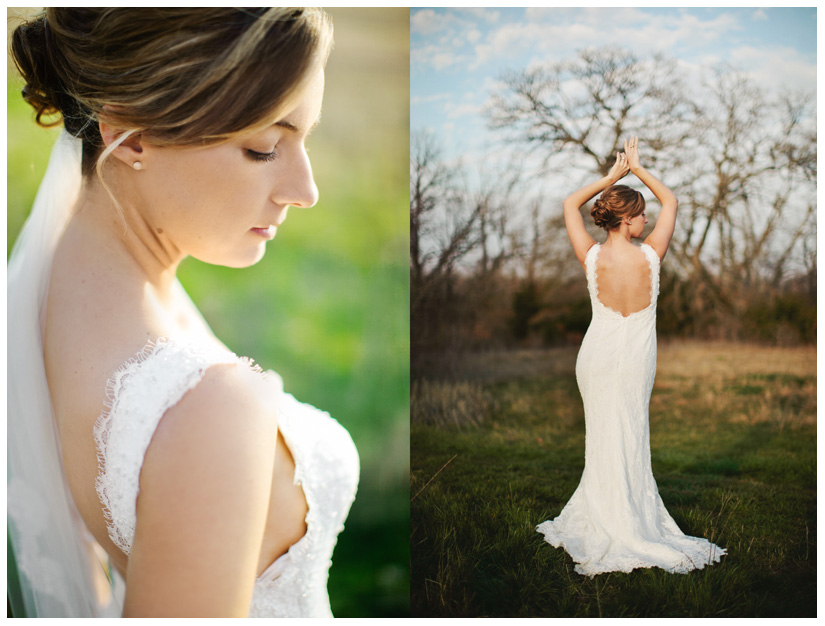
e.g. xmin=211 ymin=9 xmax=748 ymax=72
xmin=273 ymin=113 xmax=322 ymax=135
xmin=274 ymin=120 xmax=300 ymax=133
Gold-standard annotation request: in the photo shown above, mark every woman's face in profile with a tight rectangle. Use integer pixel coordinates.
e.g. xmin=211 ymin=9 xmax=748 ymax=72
xmin=628 ymin=211 xmax=647 ymax=238
xmin=134 ymin=69 xmax=325 ymax=268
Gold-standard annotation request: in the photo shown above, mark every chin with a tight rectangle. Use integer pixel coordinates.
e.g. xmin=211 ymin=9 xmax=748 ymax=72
xmin=195 ymin=245 xmax=267 ymax=269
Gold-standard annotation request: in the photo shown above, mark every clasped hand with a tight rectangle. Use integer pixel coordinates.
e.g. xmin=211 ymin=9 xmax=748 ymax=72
xmin=607 ymin=135 xmax=642 ymax=183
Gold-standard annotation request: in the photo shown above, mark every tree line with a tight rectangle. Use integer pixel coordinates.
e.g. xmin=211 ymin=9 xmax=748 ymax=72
xmin=411 ymin=46 xmax=816 ymax=362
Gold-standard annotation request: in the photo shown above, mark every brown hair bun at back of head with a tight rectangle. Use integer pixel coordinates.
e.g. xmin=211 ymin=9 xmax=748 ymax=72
xmin=591 ymin=184 xmax=645 ymax=231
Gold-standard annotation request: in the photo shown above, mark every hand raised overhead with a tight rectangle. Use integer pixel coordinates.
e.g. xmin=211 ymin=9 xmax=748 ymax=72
xmin=607 ymin=151 xmax=630 ymax=184
xmin=624 ymin=135 xmax=641 ymax=171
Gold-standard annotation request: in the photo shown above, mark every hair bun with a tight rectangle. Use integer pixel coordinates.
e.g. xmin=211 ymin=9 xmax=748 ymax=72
xmin=11 ymin=14 xmax=93 ymax=140
xmin=591 ymin=198 xmax=614 ymax=229
xmin=12 ymin=16 xmax=60 ymax=122
xmin=591 ymin=184 xmax=645 ymax=231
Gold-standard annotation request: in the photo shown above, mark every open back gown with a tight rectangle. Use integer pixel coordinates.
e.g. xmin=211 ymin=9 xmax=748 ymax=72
xmin=536 ymin=242 xmax=726 ymax=576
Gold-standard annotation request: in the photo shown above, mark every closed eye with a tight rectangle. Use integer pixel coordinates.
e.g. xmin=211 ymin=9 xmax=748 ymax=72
xmin=246 ymin=149 xmax=278 ymax=163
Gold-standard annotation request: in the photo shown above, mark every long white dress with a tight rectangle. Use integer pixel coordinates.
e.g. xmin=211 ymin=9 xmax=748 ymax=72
xmin=536 ymin=243 xmax=726 ymax=576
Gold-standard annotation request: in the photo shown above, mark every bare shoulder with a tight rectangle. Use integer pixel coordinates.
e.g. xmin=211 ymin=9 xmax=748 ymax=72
xmin=642 ymin=238 xmax=668 ymax=261
xmin=45 ymin=222 xmax=150 ymax=418
xmin=126 ymin=363 xmax=279 ymax=616
xmin=150 ymin=361 xmax=278 ymax=448
xmin=138 ymin=362 xmax=279 ymax=520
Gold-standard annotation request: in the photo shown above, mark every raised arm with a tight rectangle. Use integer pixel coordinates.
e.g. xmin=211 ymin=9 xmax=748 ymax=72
xmin=563 ymin=152 xmax=630 ymax=267
xmin=624 ymin=136 xmax=678 ymax=260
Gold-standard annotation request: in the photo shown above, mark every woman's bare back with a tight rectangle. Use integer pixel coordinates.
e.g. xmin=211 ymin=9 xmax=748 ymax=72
xmin=593 ymin=242 xmax=652 ymax=317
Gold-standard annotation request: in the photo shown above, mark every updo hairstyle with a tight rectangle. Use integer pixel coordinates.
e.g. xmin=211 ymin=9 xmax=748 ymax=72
xmin=11 ymin=8 xmax=333 ymax=177
xmin=591 ymin=185 xmax=645 ymax=231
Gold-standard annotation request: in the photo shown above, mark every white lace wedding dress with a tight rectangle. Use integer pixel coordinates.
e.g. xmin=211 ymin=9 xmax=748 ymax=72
xmin=95 ymin=337 xmax=360 ymax=617
xmin=536 ymin=243 xmax=725 ymax=576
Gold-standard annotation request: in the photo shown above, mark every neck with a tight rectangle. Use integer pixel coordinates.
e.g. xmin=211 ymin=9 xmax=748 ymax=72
xmin=606 ymin=225 xmax=633 ymax=245
xmin=74 ymin=173 xmax=183 ymax=294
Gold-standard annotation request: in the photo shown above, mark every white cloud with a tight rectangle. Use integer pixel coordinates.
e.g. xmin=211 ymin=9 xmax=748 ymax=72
xmin=461 ymin=8 xmax=748 ymax=72
xmin=411 ymin=93 xmax=451 ymax=106
xmin=524 ymin=7 xmax=580 ymax=21
xmin=412 ymin=7 xmax=815 ymax=175
xmin=728 ymin=44 xmax=816 ymax=94
xmin=432 ymin=52 xmax=459 ymax=71
xmin=445 ymin=101 xmax=481 ymax=119
xmin=546 ymin=9 xmax=744 ymax=57
xmin=411 ymin=9 xmax=441 ymax=37
xmin=458 ymin=7 xmax=500 ymax=24
xmin=411 ymin=43 xmax=467 ymax=73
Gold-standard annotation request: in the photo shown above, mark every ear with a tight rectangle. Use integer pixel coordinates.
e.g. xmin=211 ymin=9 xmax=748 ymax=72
xmin=98 ymin=119 xmax=145 ymax=169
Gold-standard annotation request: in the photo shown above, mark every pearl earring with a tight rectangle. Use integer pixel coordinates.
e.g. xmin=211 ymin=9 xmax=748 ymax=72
xmin=133 ymin=161 xmax=143 ymax=170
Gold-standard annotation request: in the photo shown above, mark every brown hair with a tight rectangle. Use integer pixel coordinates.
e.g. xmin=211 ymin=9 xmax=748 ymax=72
xmin=11 ymin=8 xmax=333 ymax=177
xmin=591 ymin=185 xmax=645 ymax=231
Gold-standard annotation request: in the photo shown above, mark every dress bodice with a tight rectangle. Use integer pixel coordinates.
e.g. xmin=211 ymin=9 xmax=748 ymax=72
xmin=93 ymin=339 xmax=359 ymax=617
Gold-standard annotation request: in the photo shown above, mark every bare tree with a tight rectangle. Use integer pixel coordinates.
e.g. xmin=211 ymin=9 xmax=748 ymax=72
xmin=669 ymin=68 xmax=816 ymax=315
xmin=486 ymin=46 xmax=815 ymax=341
xmin=473 ymin=159 xmax=523 ymax=277
xmin=410 ymin=131 xmax=481 ymax=306
xmin=487 ymin=46 xmax=697 ymax=177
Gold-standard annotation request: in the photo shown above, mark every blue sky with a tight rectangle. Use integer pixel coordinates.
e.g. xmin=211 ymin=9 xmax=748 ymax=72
xmin=411 ymin=7 xmax=817 ymax=165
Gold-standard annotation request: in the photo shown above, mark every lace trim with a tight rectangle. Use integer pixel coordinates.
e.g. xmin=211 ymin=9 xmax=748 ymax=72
xmin=537 ymin=518 xmax=726 ymax=577
xmin=93 ymin=338 xmax=240 ymax=554
xmin=640 ymin=242 xmax=660 ymax=301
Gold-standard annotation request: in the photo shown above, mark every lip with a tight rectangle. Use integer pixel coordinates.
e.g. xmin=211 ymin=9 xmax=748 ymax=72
xmin=250 ymin=226 xmax=276 ymax=240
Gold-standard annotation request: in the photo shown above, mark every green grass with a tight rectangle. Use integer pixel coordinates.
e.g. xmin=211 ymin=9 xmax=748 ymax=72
xmin=410 ymin=343 xmax=816 ymax=617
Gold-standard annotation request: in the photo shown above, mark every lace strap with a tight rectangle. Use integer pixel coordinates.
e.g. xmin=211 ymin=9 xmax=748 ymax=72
xmin=640 ymin=243 xmax=660 ymax=300
xmin=583 ymin=243 xmax=600 ymax=299
xmin=93 ymin=339 xmax=242 ymax=554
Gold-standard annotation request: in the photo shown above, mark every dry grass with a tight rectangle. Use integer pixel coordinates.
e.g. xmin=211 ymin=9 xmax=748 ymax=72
xmin=425 ymin=341 xmax=815 ymax=383
xmin=414 ymin=346 xmax=579 ymax=383
xmin=413 ymin=341 xmax=817 ymax=434
xmin=651 ymin=341 xmax=816 ymax=433
xmin=655 ymin=341 xmax=816 ymax=380
xmin=411 ymin=379 xmax=494 ymax=427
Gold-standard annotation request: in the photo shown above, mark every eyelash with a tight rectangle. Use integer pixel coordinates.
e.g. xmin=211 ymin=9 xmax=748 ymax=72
xmin=246 ymin=149 xmax=278 ymax=163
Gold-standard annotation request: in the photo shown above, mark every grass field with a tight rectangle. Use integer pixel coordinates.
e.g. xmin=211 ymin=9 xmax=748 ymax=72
xmin=410 ymin=341 xmax=816 ymax=617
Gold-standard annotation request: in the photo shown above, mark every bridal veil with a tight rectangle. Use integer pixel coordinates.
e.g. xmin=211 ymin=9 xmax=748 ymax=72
xmin=8 ymin=131 xmax=124 ymax=616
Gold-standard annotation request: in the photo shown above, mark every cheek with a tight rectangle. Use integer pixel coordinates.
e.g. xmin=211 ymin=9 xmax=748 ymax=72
xmin=148 ymin=152 xmax=259 ymax=227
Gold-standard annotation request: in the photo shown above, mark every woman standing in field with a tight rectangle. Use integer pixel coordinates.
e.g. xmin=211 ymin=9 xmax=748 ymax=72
xmin=536 ymin=136 xmax=726 ymax=576
xmin=8 ymin=8 xmax=359 ymax=617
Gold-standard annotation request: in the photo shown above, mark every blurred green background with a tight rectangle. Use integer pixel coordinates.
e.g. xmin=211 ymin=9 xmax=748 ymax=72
xmin=7 ymin=8 xmax=410 ymax=617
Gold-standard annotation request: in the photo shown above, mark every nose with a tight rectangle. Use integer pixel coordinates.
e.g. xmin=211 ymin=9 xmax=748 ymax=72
xmin=273 ymin=146 xmax=319 ymax=209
